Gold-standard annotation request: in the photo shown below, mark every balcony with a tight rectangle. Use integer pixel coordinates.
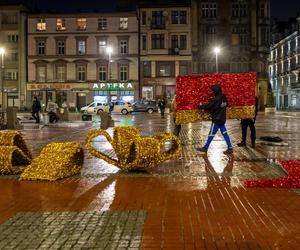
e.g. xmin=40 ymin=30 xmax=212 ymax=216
xmin=150 ymin=23 xmax=165 ymax=29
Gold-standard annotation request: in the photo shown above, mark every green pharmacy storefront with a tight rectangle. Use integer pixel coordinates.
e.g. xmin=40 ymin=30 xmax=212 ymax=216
xmin=91 ymin=82 xmax=138 ymax=104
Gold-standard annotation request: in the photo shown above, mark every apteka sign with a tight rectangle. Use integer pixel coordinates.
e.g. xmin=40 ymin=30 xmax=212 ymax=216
xmin=92 ymin=82 xmax=134 ymax=90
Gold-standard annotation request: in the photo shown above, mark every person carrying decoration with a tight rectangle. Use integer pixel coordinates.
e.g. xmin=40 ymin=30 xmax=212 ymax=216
xmin=32 ymin=96 xmax=41 ymax=123
xmin=237 ymin=96 xmax=258 ymax=148
xmin=197 ymin=84 xmax=233 ymax=154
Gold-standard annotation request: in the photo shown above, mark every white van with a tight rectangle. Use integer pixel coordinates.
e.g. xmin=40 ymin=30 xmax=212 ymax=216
xmin=80 ymin=102 xmax=109 ymax=114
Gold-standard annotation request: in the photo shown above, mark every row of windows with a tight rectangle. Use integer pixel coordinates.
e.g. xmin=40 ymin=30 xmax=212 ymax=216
xmin=200 ymin=2 xmax=269 ymax=18
xmin=141 ymin=10 xmax=187 ymax=26
xmin=141 ymin=34 xmax=187 ymax=50
xmin=36 ymin=64 xmax=129 ymax=82
xmin=142 ymin=61 xmax=189 ymax=77
xmin=271 ymin=37 xmax=300 ymax=60
xmin=36 ymin=38 xmax=129 ymax=56
xmin=36 ymin=17 xmax=129 ymax=31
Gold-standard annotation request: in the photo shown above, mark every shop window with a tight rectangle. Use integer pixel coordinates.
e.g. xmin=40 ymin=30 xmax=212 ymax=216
xmin=37 ymin=19 xmax=46 ymax=31
xmin=77 ymin=18 xmax=87 ymax=30
xmin=36 ymin=65 xmax=46 ymax=82
xmin=142 ymin=86 xmax=153 ymax=100
xmin=77 ymin=65 xmax=86 ymax=81
xmin=56 ymin=18 xmax=66 ymax=31
xmin=120 ymin=17 xmax=128 ymax=30
xmin=119 ymin=65 xmax=128 ymax=81
xmin=98 ymin=17 xmax=107 ymax=30
xmin=143 ymin=61 xmax=151 ymax=77
xmin=98 ymin=66 xmax=107 ymax=81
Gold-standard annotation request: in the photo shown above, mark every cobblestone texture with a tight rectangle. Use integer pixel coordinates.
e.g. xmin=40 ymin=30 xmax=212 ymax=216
xmin=0 ymin=211 xmax=146 ymax=250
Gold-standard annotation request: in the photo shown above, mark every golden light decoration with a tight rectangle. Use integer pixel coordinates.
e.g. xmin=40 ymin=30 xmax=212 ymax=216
xmin=86 ymin=126 xmax=182 ymax=171
xmin=175 ymin=106 xmax=255 ymax=124
xmin=20 ymin=142 xmax=84 ymax=181
xmin=0 ymin=146 xmax=31 ymax=174
xmin=0 ymin=131 xmax=32 ymax=159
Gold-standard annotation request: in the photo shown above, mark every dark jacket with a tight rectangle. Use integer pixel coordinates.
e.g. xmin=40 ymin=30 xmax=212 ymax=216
xmin=199 ymin=85 xmax=228 ymax=125
xmin=158 ymin=100 xmax=165 ymax=110
xmin=32 ymin=99 xmax=41 ymax=112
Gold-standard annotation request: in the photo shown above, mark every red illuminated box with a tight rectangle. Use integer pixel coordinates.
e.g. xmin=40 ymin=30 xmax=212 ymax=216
xmin=175 ymin=73 xmax=256 ymax=124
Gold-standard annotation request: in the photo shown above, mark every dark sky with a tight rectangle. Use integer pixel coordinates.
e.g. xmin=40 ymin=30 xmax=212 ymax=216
xmin=0 ymin=0 xmax=299 ymax=20
xmin=272 ymin=0 xmax=300 ymax=20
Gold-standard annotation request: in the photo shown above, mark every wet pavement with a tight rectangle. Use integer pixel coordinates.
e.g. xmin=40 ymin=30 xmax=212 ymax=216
xmin=0 ymin=112 xmax=300 ymax=249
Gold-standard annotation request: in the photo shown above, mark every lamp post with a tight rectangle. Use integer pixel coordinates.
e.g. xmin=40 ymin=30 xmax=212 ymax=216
xmin=213 ymin=47 xmax=220 ymax=73
xmin=106 ymin=46 xmax=113 ymax=81
xmin=0 ymin=47 xmax=5 ymax=112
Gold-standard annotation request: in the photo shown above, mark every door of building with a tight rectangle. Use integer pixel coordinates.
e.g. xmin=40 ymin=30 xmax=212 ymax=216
xmin=76 ymin=93 xmax=86 ymax=110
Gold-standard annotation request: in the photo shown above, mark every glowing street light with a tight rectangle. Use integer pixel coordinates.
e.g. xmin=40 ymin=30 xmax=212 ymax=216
xmin=213 ymin=46 xmax=221 ymax=73
xmin=0 ymin=47 xmax=5 ymax=112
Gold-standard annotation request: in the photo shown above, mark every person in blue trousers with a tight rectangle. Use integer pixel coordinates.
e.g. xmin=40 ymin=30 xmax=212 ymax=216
xmin=198 ymin=84 xmax=233 ymax=154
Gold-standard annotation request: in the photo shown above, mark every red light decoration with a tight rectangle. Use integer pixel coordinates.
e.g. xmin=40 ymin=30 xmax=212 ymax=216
xmin=245 ymin=160 xmax=300 ymax=188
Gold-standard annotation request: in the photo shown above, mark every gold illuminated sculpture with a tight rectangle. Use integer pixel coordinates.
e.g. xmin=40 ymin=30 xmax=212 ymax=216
xmin=0 ymin=131 xmax=84 ymax=181
xmin=86 ymin=126 xmax=182 ymax=171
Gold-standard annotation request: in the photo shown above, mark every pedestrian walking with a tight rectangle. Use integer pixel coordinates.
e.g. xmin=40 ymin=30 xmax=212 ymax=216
xmin=32 ymin=96 xmax=41 ymax=123
xmin=158 ymin=99 xmax=166 ymax=118
xmin=237 ymin=96 xmax=258 ymax=148
xmin=171 ymin=95 xmax=181 ymax=136
xmin=197 ymin=84 xmax=233 ymax=154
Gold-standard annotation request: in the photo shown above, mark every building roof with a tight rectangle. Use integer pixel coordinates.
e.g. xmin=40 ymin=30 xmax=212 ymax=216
xmin=138 ymin=0 xmax=191 ymax=8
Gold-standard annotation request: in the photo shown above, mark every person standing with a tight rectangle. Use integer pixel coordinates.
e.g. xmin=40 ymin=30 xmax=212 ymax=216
xmin=171 ymin=95 xmax=181 ymax=136
xmin=237 ymin=96 xmax=258 ymax=148
xmin=32 ymin=96 xmax=41 ymax=123
xmin=198 ymin=84 xmax=233 ymax=154
xmin=158 ymin=99 xmax=166 ymax=118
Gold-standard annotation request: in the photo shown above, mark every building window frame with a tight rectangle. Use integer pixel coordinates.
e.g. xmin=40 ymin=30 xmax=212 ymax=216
xmin=142 ymin=61 xmax=151 ymax=77
xmin=55 ymin=38 xmax=66 ymax=55
xmin=118 ymin=37 xmax=129 ymax=55
xmin=98 ymin=65 xmax=107 ymax=81
xmin=119 ymin=17 xmax=128 ymax=30
xmin=96 ymin=37 xmax=107 ymax=54
xmin=201 ymin=3 xmax=217 ymax=18
xmin=171 ymin=10 xmax=187 ymax=24
xmin=56 ymin=18 xmax=66 ymax=31
xmin=36 ymin=64 xmax=47 ymax=83
xmin=76 ymin=64 xmax=87 ymax=82
xmin=36 ymin=18 xmax=46 ymax=31
xmin=141 ymin=11 xmax=146 ymax=25
xmin=55 ymin=64 xmax=66 ymax=82
xmin=156 ymin=61 xmax=175 ymax=77
xmin=8 ymin=34 xmax=18 ymax=42
xmin=98 ymin=17 xmax=107 ymax=30
xmin=77 ymin=18 xmax=87 ymax=30
xmin=119 ymin=65 xmax=129 ymax=81
xmin=76 ymin=37 xmax=87 ymax=55
xmin=151 ymin=34 xmax=165 ymax=49
xmin=35 ymin=38 xmax=47 ymax=56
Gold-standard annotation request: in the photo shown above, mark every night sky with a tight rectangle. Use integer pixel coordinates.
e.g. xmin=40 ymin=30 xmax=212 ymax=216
xmin=0 ymin=0 xmax=299 ymax=20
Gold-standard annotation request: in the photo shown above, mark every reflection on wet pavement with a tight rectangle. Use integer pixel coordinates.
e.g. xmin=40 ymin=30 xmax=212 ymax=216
xmin=0 ymin=112 xmax=299 ymax=249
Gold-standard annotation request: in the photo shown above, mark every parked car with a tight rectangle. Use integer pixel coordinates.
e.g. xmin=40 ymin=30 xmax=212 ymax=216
xmin=80 ymin=102 xmax=109 ymax=114
xmin=132 ymin=100 xmax=157 ymax=113
xmin=109 ymin=101 xmax=133 ymax=115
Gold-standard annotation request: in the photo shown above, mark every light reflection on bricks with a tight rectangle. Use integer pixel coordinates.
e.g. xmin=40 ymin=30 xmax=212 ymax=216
xmin=0 ymin=211 xmax=147 ymax=249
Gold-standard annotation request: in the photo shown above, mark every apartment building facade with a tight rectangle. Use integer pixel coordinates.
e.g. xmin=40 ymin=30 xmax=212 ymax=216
xmin=0 ymin=5 xmax=27 ymax=109
xmin=269 ymin=16 xmax=300 ymax=110
xmin=191 ymin=0 xmax=271 ymax=108
xmin=27 ymin=12 xmax=138 ymax=110
xmin=138 ymin=0 xmax=192 ymax=102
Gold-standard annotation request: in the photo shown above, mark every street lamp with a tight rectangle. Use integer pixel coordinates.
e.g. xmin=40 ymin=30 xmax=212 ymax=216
xmin=106 ymin=46 xmax=113 ymax=80
xmin=0 ymin=47 xmax=5 ymax=112
xmin=213 ymin=46 xmax=221 ymax=73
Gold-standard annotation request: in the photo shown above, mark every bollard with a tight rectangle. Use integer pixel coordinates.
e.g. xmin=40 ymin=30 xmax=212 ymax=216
xmin=99 ymin=112 xmax=114 ymax=129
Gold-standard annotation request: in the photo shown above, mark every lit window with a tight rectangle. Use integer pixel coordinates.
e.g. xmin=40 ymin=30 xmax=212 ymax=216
xmin=119 ymin=65 xmax=128 ymax=81
xmin=56 ymin=65 xmax=65 ymax=82
xmin=37 ymin=66 xmax=46 ymax=82
xmin=98 ymin=18 xmax=107 ymax=30
xmin=120 ymin=17 xmax=128 ymax=29
xmin=98 ymin=66 xmax=107 ymax=81
xmin=56 ymin=18 xmax=66 ymax=31
xmin=98 ymin=40 xmax=107 ymax=54
xmin=37 ymin=19 xmax=46 ymax=31
xmin=77 ymin=18 xmax=87 ymax=30
xmin=78 ymin=40 xmax=86 ymax=55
